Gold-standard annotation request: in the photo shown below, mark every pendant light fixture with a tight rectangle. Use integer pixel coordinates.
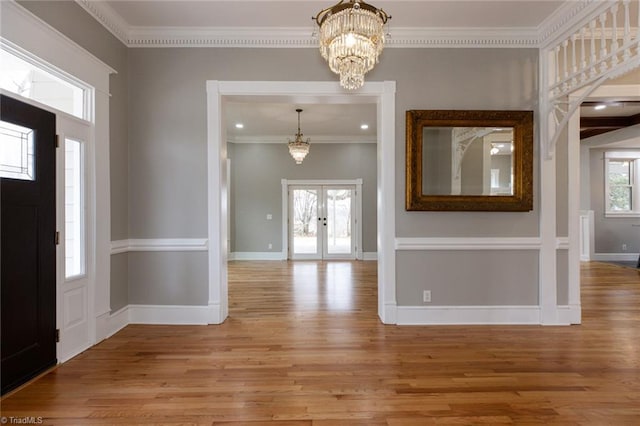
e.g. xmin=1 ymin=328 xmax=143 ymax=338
xmin=314 ymin=0 xmax=391 ymax=90
xmin=288 ymin=108 xmax=310 ymax=164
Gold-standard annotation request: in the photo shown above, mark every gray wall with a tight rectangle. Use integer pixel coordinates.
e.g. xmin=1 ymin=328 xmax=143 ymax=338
xmin=126 ymin=46 xmax=540 ymax=306
xmin=397 ymin=251 xmax=539 ymax=305
xmin=589 ymin=148 xmax=640 ymax=253
xmin=229 ymin=142 xmax=377 ymax=253
xmin=19 ymin=1 xmax=545 ymax=310
xmin=18 ymin=1 xmax=130 ymax=312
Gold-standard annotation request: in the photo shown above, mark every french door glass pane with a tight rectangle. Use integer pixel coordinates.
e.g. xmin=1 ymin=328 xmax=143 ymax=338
xmin=326 ymin=189 xmax=352 ymax=254
xmin=65 ymin=139 xmax=84 ymax=278
xmin=0 ymin=120 xmax=34 ymax=180
xmin=292 ymin=189 xmax=318 ymax=254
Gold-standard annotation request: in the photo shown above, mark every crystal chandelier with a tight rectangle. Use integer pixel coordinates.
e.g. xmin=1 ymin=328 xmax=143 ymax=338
xmin=314 ymin=0 xmax=390 ymax=90
xmin=288 ymin=109 xmax=310 ymax=164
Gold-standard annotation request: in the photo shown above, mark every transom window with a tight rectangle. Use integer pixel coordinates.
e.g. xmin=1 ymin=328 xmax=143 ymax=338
xmin=1 ymin=45 xmax=88 ymax=120
xmin=605 ymin=151 xmax=640 ymax=217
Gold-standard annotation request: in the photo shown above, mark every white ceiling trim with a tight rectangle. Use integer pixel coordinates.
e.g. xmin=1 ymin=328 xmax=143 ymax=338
xmin=75 ymin=0 xmax=129 ymax=45
xmin=229 ymin=135 xmax=377 ymax=144
xmin=74 ymin=0 xmax=602 ymax=49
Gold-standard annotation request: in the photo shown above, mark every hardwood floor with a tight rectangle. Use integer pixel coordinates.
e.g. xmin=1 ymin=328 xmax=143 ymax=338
xmin=1 ymin=261 xmax=639 ymax=425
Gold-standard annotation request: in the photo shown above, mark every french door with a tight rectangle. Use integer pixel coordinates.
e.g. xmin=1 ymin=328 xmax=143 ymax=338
xmin=289 ymin=185 xmax=357 ymax=260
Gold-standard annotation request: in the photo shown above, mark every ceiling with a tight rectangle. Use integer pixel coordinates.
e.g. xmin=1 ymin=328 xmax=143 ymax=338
xmin=103 ymin=1 xmax=565 ymax=30
xmin=81 ymin=1 xmax=639 ymax=143
xmin=580 ymin=101 xmax=640 ymax=140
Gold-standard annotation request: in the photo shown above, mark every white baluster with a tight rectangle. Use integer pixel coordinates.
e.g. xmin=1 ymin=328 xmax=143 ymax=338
xmin=580 ymin=27 xmax=587 ymax=82
xmin=611 ymin=3 xmax=619 ymax=65
xmin=554 ymin=45 xmax=561 ymax=93
xmin=589 ymin=19 xmax=597 ymax=78
xmin=637 ymin=0 xmax=640 ymax=51
xmin=599 ymin=12 xmax=608 ymax=73
xmin=622 ymin=0 xmax=631 ymax=61
xmin=571 ymin=34 xmax=578 ymax=87
xmin=562 ymin=40 xmax=569 ymax=92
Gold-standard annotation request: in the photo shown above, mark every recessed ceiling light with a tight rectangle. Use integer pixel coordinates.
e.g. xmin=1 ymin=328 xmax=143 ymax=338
xmin=235 ymin=123 xmax=244 ymax=129
xmin=360 ymin=124 xmax=369 ymax=130
xmin=594 ymin=104 xmax=607 ymax=110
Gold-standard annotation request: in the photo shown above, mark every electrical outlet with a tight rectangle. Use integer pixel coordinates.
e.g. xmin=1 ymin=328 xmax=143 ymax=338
xmin=423 ymin=290 xmax=431 ymax=303
xmin=622 ymin=244 xmax=627 ymax=251
xmin=266 ymin=214 xmax=273 ymax=220
xmin=268 ymin=243 xmax=273 ymax=250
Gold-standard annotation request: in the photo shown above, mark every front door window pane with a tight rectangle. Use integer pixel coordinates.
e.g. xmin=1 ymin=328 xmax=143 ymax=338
xmin=0 ymin=120 xmax=34 ymax=181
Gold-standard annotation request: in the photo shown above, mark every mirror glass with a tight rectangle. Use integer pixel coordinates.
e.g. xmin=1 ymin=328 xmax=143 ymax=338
xmin=405 ymin=110 xmax=533 ymax=211
xmin=422 ymin=127 xmax=514 ymax=196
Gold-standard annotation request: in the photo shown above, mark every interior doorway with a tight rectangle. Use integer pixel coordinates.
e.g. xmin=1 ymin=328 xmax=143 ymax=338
xmin=206 ymin=81 xmax=397 ymax=324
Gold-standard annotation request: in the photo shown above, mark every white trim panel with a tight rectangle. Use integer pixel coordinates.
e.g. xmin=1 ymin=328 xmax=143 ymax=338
xmin=395 ymin=237 xmax=542 ymax=251
xmin=556 ymin=237 xmax=570 ymax=250
xmin=111 ymin=239 xmax=208 ymax=254
xmin=397 ymin=306 xmax=544 ymax=325
xmin=128 ymin=305 xmax=210 ymax=325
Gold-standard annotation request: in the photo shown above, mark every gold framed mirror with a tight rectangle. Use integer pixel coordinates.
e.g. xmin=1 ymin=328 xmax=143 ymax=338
xmin=406 ymin=110 xmax=533 ymax=211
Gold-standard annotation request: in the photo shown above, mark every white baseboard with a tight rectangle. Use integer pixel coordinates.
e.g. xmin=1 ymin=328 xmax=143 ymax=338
xmin=592 ymin=253 xmax=639 ymax=261
xmin=128 ymin=304 xmax=210 ymax=325
xmin=95 ymin=307 xmax=129 ymax=341
xmin=230 ymin=252 xmax=377 ymax=261
xmin=558 ymin=304 xmax=581 ymax=325
xmin=363 ymin=252 xmax=377 ymax=260
xmin=111 ymin=238 xmax=208 ymax=255
xmin=396 ymin=305 xmax=544 ymax=325
xmin=229 ymin=252 xmax=285 ymax=261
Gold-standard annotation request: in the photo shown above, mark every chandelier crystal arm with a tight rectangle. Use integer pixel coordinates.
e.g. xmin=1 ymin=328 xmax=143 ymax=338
xmin=313 ymin=0 xmax=391 ymax=90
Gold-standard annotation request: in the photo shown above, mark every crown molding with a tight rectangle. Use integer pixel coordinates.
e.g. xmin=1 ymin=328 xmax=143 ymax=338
xmin=128 ymin=26 xmax=315 ymax=48
xmin=74 ymin=0 xmax=129 ymax=45
xmin=387 ymin=27 xmax=540 ymax=48
xmin=75 ymin=0 xmax=612 ymax=49
xmin=125 ymin=26 xmax=543 ymax=49
xmin=228 ymin=135 xmax=377 ymax=144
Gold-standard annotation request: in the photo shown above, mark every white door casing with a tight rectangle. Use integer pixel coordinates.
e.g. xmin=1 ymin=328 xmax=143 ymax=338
xmin=206 ymin=81 xmax=397 ymax=324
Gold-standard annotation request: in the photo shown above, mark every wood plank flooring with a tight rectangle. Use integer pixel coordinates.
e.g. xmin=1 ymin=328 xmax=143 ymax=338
xmin=1 ymin=261 xmax=639 ymax=425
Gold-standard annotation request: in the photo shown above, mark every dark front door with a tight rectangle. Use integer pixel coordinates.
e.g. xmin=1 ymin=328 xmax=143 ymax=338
xmin=1 ymin=94 xmax=57 ymax=395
